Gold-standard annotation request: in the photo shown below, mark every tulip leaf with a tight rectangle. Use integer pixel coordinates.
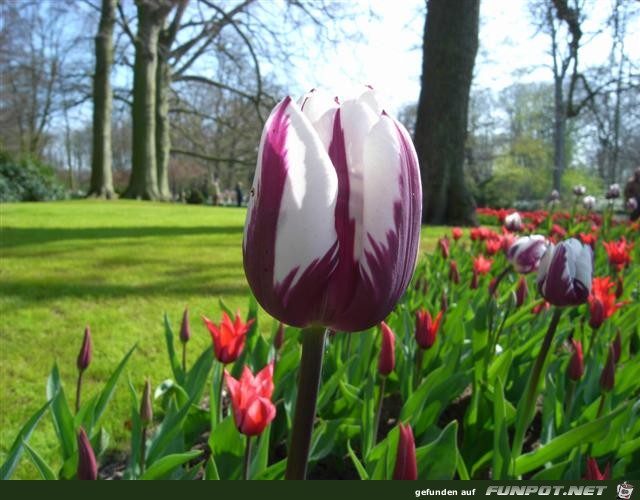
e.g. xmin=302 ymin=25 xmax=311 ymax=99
xmin=317 ymin=360 xmax=353 ymax=413
xmin=0 ymin=399 xmax=51 ymax=480
xmin=204 ymin=456 xmax=220 ymax=480
xmin=183 ymin=345 xmax=214 ymax=403
xmin=366 ymin=424 xmax=399 ymax=480
xmin=46 ymin=363 xmax=76 ymax=463
xmin=22 ymin=440 xmax=57 ymax=480
xmin=361 ymin=374 xmax=376 ymax=459
xmin=146 ymin=395 xmax=195 ymax=466
xmin=530 ymin=459 xmax=571 ymax=480
xmin=139 ymin=450 xmax=202 ymax=480
xmin=492 ymin=377 xmax=510 ymax=480
xmin=415 ymin=370 xmax=471 ymax=435
xmin=124 ymin=377 xmax=143 ymax=479
xmin=164 ymin=313 xmax=185 ymax=385
xmin=253 ymin=459 xmax=286 ymax=480
xmin=309 ymin=419 xmax=359 ymax=462
xmin=347 ymin=440 xmax=369 ymax=480
xmin=415 ymin=420 xmax=458 ymax=480
xmin=250 ymin=425 xmax=270 ymax=478
xmin=89 ymin=344 xmax=136 ymax=433
xmin=218 ymin=297 xmax=235 ymax=318
xmin=208 ymin=415 xmax=244 ymax=479
xmin=514 ymin=404 xmax=628 ymax=476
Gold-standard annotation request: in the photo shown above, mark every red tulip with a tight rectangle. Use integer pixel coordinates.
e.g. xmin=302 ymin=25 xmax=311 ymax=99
xmin=393 ymin=423 xmax=417 ymax=480
xmin=602 ymin=237 xmax=633 ymax=271
xmin=451 ymin=227 xmax=463 ymax=240
xmin=180 ymin=308 xmax=190 ymax=344
xmin=438 ymin=237 xmax=450 ymax=259
xmin=378 ymin=322 xmax=395 ymax=376
xmin=225 ymin=363 xmax=276 ymax=436
xmin=77 ymin=428 xmax=98 ymax=480
xmin=589 ymin=298 xmax=605 ymax=330
xmin=415 ymin=309 xmax=442 ymax=350
xmin=77 ymin=326 xmax=92 ymax=372
xmin=589 ymin=277 xmax=627 ymax=329
xmin=582 ymin=457 xmax=610 ymax=480
xmin=485 ymin=238 xmax=502 ymax=256
xmin=473 ymin=256 xmax=493 ymax=275
xmin=449 ymin=260 xmax=460 ymax=284
xmin=567 ymin=339 xmax=584 ymax=381
xmin=203 ymin=311 xmax=254 ymax=364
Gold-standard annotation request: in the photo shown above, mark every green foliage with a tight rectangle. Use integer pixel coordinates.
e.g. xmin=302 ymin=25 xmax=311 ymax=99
xmin=0 ymin=150 xmax=67 ymax=202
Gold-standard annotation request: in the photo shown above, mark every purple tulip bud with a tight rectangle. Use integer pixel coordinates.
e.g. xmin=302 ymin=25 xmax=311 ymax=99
xmin=568 ymin=339 xmax=584 ymax=381
xmin=440 ymin=290 xmax=448 ymax=313
xmin=140 ymin=379 xmax=153 ymax=425
xmin=573 ymin=185 xmax=586 ymax=196
xmin=582 ymin=195 xmax=596 ymax=211
xmin=600 ymin=344 xmax=615 ymax=392
xmin=507 ymin=235 xmax=548 ymax=274
xmin=516 ymin=276 xmax=528 ymax=307
xmin=77 ymin=326 xmax=92 ymax=372
xmin=589 ymin=298 xmax=605 ymax=330
xmin=378 ymin=322 xmax=395 ymax=376
xmin=536 ymin=238 xmax=593 ymax=307
xmin=180 ymin=308 xmax=190 ymax=344
xmin=77 ymin=428 xmax=98 ymax=480
xmin=449 ymin=260 xmax=460 ymax=284
xmin=393 ymin=423 xmax=417 ymax=480
xmin=612 ymin=331 xmax=622 ymax=364
xmin=242 ymin=88 xmax=422 ymax=332
xmin=504 ymin=212 xmax=523 ymax=232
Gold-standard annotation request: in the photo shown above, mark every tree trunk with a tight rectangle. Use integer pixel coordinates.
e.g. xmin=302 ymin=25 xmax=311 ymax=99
xmin=155 ymin=54 xmax=171 ymax=200
xmin=123 ymin=1 xmax=173 ymax=200
xmin=88 ymin=0 xmax=116 ymax=198
xmin=552 ymin=75 xmax=566 ymax=191
xmin=413 ymin=0 xmax=479 ymax=225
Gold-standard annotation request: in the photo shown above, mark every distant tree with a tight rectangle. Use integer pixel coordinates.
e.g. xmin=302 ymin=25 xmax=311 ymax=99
xmin=88 ymin=0 xmax=117 ymax=198
xmin=413 ymin=0 xmax=480 ymax=225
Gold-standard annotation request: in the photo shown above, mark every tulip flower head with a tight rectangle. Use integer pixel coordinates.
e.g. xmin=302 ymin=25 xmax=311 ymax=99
xmin=180 ymin=307 xmax=190 ymax=344
xmin=536 ymin=238 xmax=593 ymax=307
xmin=140 ymin=379 xmax=153 ymax=425
xmin=485 ymin=238 xmax=502 ymax=256
xmin=451 ymin=227 xmax=463 ymax=240
xmin=583 ymin=458 xmax=610 ymax=480
xmin=242 ymin=88 xmax=422 ymax=332
xmin=582 ymin=195 xmax=596 ymax=211
xmin=378 ymin=322 xmax=396 ymax=376
xmin=605 ymin=183 xmax=620 ymax=199
xmin=225 ymin=363 xmax=276 ymax=436
xmin=393 ymin=423 xmax=417 ymax=480
xmin=602 ymin=237 xmax=633 ymax=271
xmin=588 ymin=276 xmax=627 ymax=329
xmin=415 ymin=309 xmax=442 ymax=350
xmin=438 ymin=237 xmax=450 ymax=259
xmin=504 ymin=212 xmax=523 ymax=232
xmin=449 ymin=260 xmax=460 ymax=284
xmin=203 ymin=311 xmax=254 ymax=364
xmin=573 ymin=185 xmax=586 ymax=196
xmin=578 ymin=231 xmax=597 ymax=247
xmin=549 ymin=189 xmax=560 ymax=202
xmin=77 ymin=428 xmax=98 ymax=480
xmin=567 ymin=339 xmax=584 ymax=381
xmin=627 ymin=197 xmax=639 ymax=212
xmin=77 ymin=326 xmax=92 ymax=372
xmin=516 ymin=276 xmax=529 ymax=307
xmin=473 ymin=256 xmax=493 ymax=275
xmin=507 ymin=235 xmax=548 ymax=274
xmin=600 ymin=344 xmax=615 ymax=392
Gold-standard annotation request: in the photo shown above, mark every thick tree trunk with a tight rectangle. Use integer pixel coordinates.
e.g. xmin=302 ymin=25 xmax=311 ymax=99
xmin=552 ymin=76 xmax=566 ymax=191
xmin=155 ymin=55 xmax=171 ymax=200
xmin=123 ymin=1 xmax=173 ymax=200
xmin=88 ymin=0 xmax=116 ymax=198
xmin=414 ymin=0 xmax=479 ymax=225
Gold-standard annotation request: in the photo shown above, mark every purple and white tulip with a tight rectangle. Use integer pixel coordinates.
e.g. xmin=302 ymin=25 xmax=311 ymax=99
xmin=506 ymin=235 xmax=548 ymax=274
xmin=573 ymin=185 xmax=586 ymax=196
xmin=504 ymin=212 xmax=523 ymax=232
xmin=627 ymin=197 xmax=638 ymax=212
xmin=582 ymin=195 xmax=596 ymax=211
xmin=606 ymin=183 xmax=620 ymax=200
xmin=536 ymin=238 xmax=593 ymax=307
xmin=243 ymin=88 xmax=422 ymax=332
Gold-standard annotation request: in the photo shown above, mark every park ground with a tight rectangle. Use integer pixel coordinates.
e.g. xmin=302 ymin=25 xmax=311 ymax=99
xmin=0 ymin=200 xmax=448 ymax=478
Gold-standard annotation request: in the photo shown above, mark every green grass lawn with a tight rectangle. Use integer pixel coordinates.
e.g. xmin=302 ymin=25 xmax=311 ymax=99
xmin=0 ymin=200 xmax=448 ymax=478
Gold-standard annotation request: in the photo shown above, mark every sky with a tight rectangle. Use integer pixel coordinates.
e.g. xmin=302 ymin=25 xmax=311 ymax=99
xmin=279 ymin=0 xmax=640 ymax=115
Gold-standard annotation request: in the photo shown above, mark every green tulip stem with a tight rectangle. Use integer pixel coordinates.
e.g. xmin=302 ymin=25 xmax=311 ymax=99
xmin=218 ymin=363 xmax=226 ymax=423
xmin=596 ymin=393 xmax=606 ymax=419
xmin=243 ymin=436 xmax=253 ymax=480
xmin=285 ymin=326 xmax=327 ymax=480
xmin=75 ymin=369 xmax=84 ymax=414
xmin=373 ymin=375 xmax=386 ymax=445
xmin=415 ymin=348 xmax=424 ymax=386
xmin=182 ymin=342 xmax=187 ymax=375
xmin=511 ymin=307 xmax=562 ymax=470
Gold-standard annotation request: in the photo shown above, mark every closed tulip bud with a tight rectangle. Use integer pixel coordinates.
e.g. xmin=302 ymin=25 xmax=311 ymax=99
xmin=438 ymin=237 xmax=450 ymax=259
xmin=273 ymin=322 xmax=285 ymax=350
xmin=582 ymin=195 xmax=596 ymax=211
xmin=567 ymin=339 xmax=584 ymax=381
xmin=507 ymin=235 xmax=548 ymax=274
xmin=449 ymin=260 xmax=460 ymax=284
xmin=180 ymin=307 xmax=190 ymax=344
xmin=615 ymin=276 xmax=623 ymax=298
xmin=393 ymin=423 xmax=417 ymax=480
xmin=536 ymin=238 xmax=593 ymax=307
xmin=471 ymin=269 xmax=479 ymax=290
xmin=573 ymin=185 xmax=586 ymax=196
xmin=77 ymin=326 xmax=92 ymax=372
xmin=225 ymin=364 xmax=276 ymax=436
xmin=589 ymin=298 xmax=605 ymax=330
xmin=440 ymin=290 xmax=448 ymax=313
xmin=242 ymin=88 xmax=422 ymax=332
xmin=488 ymin=277 xmax=498 ymax=297
xmin=583 ymin=458 xmax=610 ymax=480
xmin=516 ymin=276 xmax=528 ymax=307
xmin=378 ymin=322 xmax=395 ymax=376
xmin=599 ymin=344 xmax=615 ymax=392
xmin=504 ymin=212 xmax=523 ymax=232
xmin=77 ymin=428 xmax=98 ymax=480
xmin=613 ymin=331 xmax=622 ymax=364
xmin=140 ymin=379 xmax=153 ymax=425
xmin=415 ymin=310 xmax=442 ymax=350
